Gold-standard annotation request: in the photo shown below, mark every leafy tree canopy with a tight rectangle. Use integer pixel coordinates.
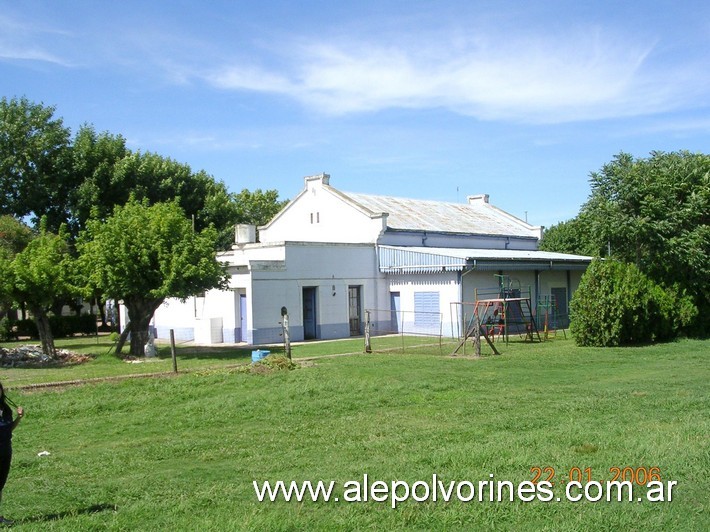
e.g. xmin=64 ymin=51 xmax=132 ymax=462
xmin=67 ymin=128 xmax=281 ymax=249
xmin=70 ymin=140 xmax=230 ymax=234
xmin=0 ymin=97 xmax=73 ymax=231
xmin=8 ymin=226 xmax=77 ymax=356
xmin=0 ymin=215 xmax=34 ymax=260
xmin=221 ymin=188 xmax=289 ymax=248
xmin=2 ymin=98 xmax=287 ymax=248
xmin=233 ymin=188 xmax=288 ymax=226
xmin=78 ymin=199 xmax=229 ymax=356
xmin=68 ymin=125 xmax=130 ymax=233
xmin=541 ymin=150 xmax=709 ymax=330
xmin=0 ymin=215 xmax=34 ymax=317
xmin=538 ymin=215 xmax=596 ymax=256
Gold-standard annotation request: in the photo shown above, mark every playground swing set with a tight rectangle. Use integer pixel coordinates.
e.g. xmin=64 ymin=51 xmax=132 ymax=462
xmin=452 ymin=275 xmax=564 ymax=356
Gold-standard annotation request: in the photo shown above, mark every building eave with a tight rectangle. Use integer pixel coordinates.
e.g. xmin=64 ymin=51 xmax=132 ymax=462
xmin=378 ymin=245 xmax=593 ymax=274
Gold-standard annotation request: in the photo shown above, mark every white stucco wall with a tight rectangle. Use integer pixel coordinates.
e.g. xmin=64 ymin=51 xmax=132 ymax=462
xmin=151 ymin=288 xmax=239 ymax=343
xmin=151 ymin=241 xmax=386 ymax=345
xmin=259 ymin=175 xmax=386 ymax=244
xmin=247 ymin=242 xmax=385 ymax=343
xmin=386 ymin=272 xmax=462 ymax=338
xmin=152 ymin=298 xmax=199 ymax=341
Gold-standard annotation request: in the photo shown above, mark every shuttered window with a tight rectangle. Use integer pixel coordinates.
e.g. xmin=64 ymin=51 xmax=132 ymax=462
xmin=414 ymin=291 xmax=440 ymax=333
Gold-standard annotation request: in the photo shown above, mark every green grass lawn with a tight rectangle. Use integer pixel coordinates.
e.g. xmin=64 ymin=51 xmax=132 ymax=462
xmin=0 ymin=337 xmax=707 ymax=530
xmin=0 ymin=335 xmax=378 ymax=388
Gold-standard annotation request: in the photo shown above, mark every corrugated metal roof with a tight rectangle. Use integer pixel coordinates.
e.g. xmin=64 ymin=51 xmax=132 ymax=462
xmin=378 ymin=246 xmax=470 ymax=273
xmin=378 ymin=245 xmax=593 ymax=273
xmin=343 ymin=191 xmax=539 ymax=238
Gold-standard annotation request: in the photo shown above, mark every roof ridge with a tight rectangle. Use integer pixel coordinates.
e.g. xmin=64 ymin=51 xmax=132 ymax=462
xmin=343 ymin=189 xmax=471 ymax=207
xmin=323 ymin=184 xmax=386 ymax=219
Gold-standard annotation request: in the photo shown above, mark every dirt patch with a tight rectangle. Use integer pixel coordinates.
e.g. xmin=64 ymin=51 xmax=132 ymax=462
xmin=0 ymin=345 xmax=93 ymax=368
xmin=233 ymin=354 xmax=299 ymax=375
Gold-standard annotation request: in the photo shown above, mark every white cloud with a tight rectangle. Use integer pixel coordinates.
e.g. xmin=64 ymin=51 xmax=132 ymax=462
xmin=0 ymin=13 xmax=74 ymax=67
xmin=205 ymin=29 xmax=705 ymax=123
xmin=0 ymin=45 xmax=70 ymax=66
xmin=210 ymin=65 xmax=295 ymax=94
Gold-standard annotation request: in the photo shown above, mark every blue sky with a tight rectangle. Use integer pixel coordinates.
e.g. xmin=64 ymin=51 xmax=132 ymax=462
xmin=2 ymin=1 xmax=709 ymax=228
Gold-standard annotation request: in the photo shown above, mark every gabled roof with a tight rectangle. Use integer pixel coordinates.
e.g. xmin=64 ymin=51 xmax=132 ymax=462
xmin=334 ymin=190 xmax=541 ymax=238
xmin=259 ymin=173 xmax=542 ymax=241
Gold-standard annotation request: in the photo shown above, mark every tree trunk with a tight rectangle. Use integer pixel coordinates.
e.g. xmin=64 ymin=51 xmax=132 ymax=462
xmin=97 ymin=296 xmax=107 ymax=328
xmin=115 ymin=325 xmax=131 ymax=355
xmin=129 ymin=314 xmax=151 ymax=357
xmin=125 ymin=297 xmax=163 ymax=357
xmin=31 ymin=305 xmax=56 ymax=358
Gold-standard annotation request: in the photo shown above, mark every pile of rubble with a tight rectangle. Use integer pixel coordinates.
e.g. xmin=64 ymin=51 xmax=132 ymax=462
xmin=0 ymin=345 xmax=92 ymax=368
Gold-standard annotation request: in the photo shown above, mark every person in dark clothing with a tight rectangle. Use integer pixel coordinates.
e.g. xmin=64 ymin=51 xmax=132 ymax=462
xmin=0 ymin=382 xmax=23 ymax=526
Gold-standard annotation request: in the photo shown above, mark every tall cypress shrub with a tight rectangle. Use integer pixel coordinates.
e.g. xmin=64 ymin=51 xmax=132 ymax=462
xmin=570 ymin=259 xmax=696 ymax=347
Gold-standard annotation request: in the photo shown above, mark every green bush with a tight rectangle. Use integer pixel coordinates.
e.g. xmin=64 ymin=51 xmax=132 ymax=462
xmin=0 ymin=317 xmax=13 ymax=341
xmin=570 ymin=259 xmax=697 ymax=347
xmin=68 ymin=314 xmax=98 ymax=335
xmin=48 ymin=314 xmax=70 ymax=338
xmin=14 ymin=318 xmax=38 ymax=338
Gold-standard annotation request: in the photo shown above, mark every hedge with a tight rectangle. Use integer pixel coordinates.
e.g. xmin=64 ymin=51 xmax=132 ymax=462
xmin=570 ymin=259 xmax=697 ymax=347
xmin=0 ymin=314 xmax=98 ymax=341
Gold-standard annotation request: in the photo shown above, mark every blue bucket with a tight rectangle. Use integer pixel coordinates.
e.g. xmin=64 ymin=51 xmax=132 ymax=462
xmin=251 ymin=349 xmax=270 ymax=363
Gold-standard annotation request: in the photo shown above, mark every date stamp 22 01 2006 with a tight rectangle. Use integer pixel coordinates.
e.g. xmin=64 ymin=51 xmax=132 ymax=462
xmin=530 ymin=466 xmax=665 ymax=486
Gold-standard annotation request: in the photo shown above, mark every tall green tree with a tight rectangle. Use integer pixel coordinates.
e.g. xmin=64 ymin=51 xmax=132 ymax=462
xmin=2 ymin=97 xmax=288 ymax=248
xmin=0 ymin=215 xmax=34 ymax=321
xmin=69 ymin=144 xmax=249 ymax=248
xmin=541 ymin=151 xmax=709 ymax=331
xmin=8 ymin=226 xmax=77 ymax=357
xmin=71 ymin=147 xmax=194 ymax=227
xmin=68 ymin=125 xmax=130 ymax=234
xmin=538 ymin=215 xmax=597 ymax=256
xmin=0 ymin=97 xmax=73 ymax=231
xmin=78 ymin=200 xmax=229 ymax=357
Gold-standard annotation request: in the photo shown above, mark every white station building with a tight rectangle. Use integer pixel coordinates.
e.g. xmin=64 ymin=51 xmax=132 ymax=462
xmin=149 ymin=174 xmax=592 ymax=345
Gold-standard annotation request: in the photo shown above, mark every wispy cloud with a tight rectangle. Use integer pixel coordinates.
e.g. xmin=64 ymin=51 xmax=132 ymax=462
xmin=211 ymin=65 xmax=295 ymax=94
xmin=0 ymin=45 xmax=70 ymax=66
xmin=205 ymin=29 xmax=705 ymax=124
xmin=0 ymin=13 xmax=74 ymax=67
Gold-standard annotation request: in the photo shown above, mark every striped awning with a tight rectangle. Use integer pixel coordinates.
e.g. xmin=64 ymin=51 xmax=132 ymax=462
xmin=377 ymin=245 xmax=592 ymax=274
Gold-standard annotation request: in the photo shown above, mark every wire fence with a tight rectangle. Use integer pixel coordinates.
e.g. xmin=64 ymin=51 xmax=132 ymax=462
xmin=364 ymin=309 xmax=458 ymax=355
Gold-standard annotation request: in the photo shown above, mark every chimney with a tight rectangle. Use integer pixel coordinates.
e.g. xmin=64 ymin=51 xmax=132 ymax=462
xmin=304 ymin=173 xmax=330 ymax=188
xmin=235 ymin=224 xmax=256 ymax=245
xmin=467 ymin=194 xmax=490 ymax=204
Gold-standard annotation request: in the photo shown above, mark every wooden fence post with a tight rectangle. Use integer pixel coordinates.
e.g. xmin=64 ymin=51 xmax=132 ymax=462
xmin=170 ymin=329 xmax=178 ymax=373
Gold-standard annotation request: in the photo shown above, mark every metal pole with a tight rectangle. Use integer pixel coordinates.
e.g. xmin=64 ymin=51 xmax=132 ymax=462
xmin=364 ymin=310 xmax=372 ymax=353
